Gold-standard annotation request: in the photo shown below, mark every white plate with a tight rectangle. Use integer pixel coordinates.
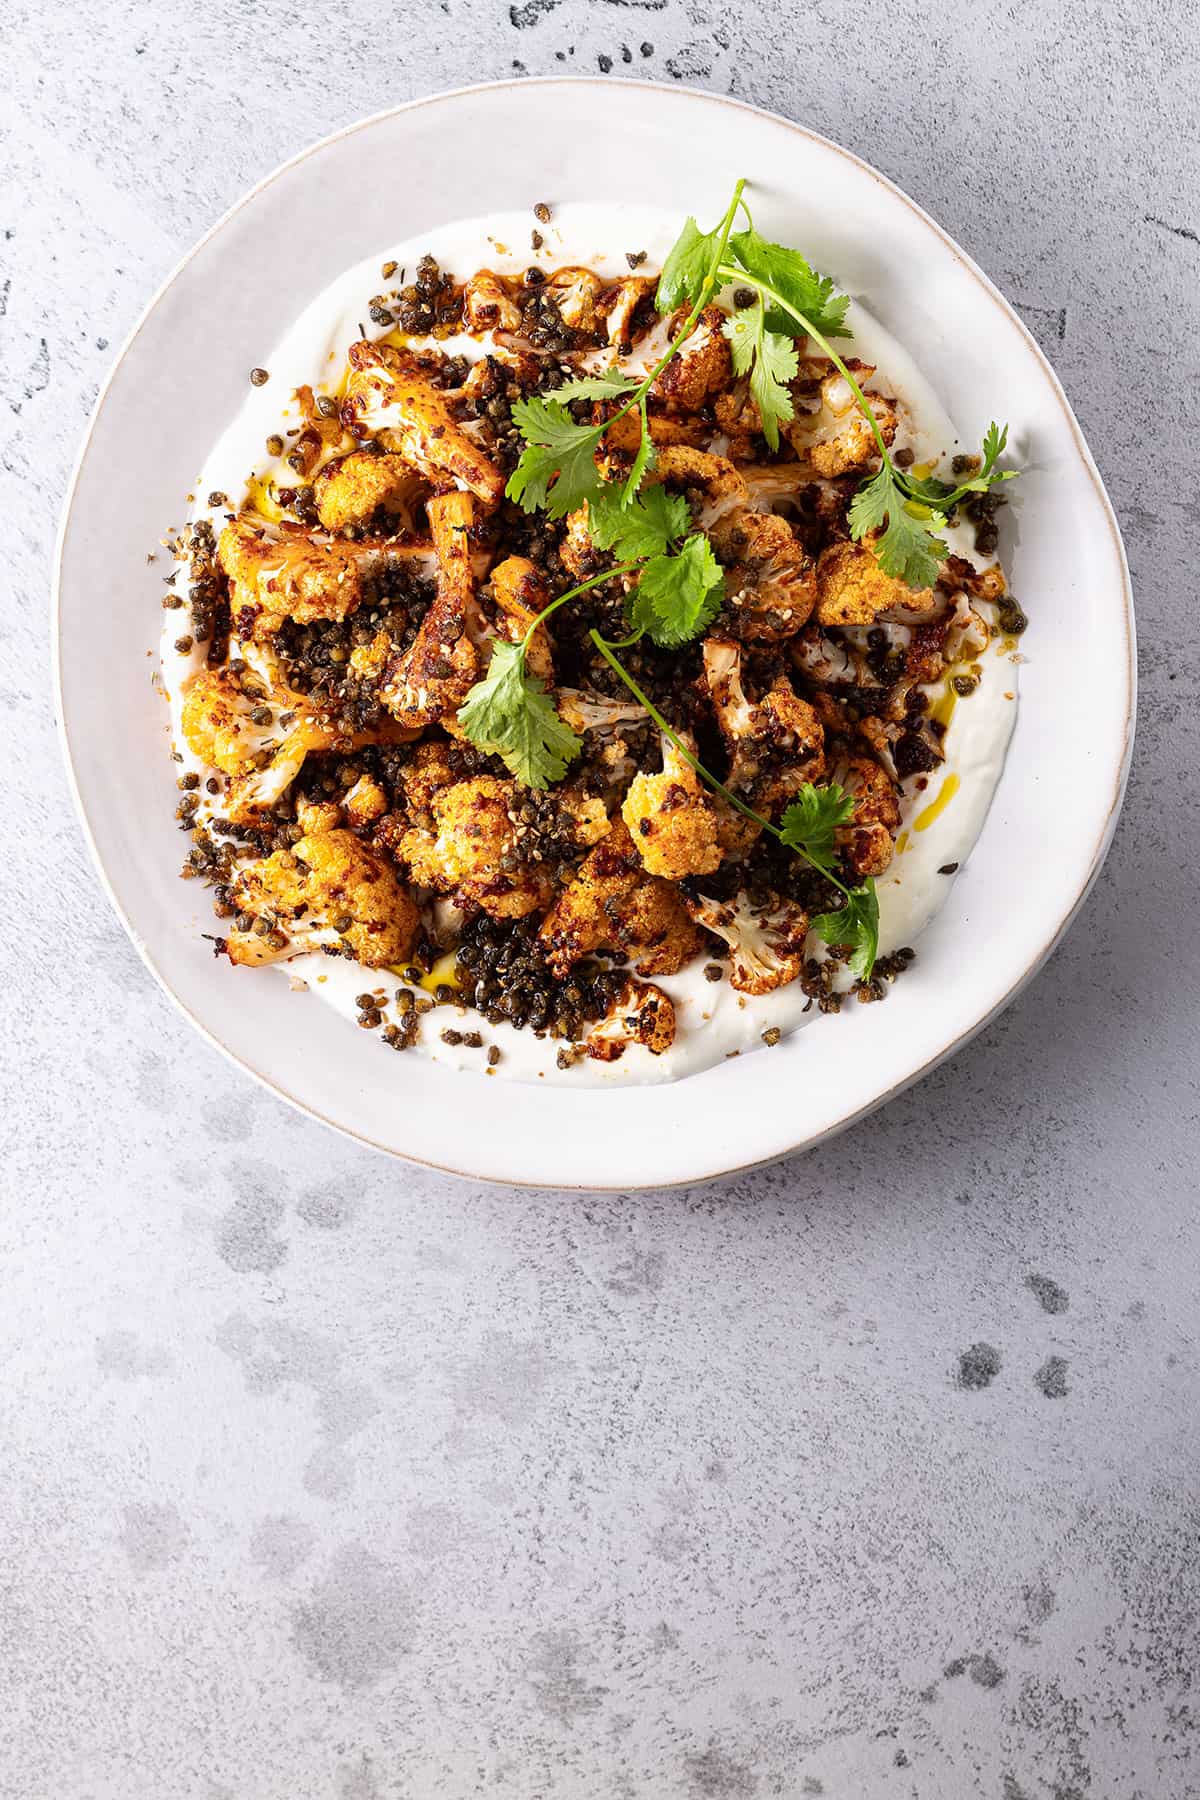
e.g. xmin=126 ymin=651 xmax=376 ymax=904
xmin=54 ymin=79 xmax=1134 ymax=1189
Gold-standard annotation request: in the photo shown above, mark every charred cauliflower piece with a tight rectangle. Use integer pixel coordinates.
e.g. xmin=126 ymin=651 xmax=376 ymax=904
xmin=834 ymin=754 xmax=903 ymax=877
xmin=708 ymin=509 xmax=817 ymax=640
xmin=461 ymin=270 xmax=523 ymax=334
xmin=652 ymin=306 xmax=733 ymax=410
xmin=584 ymin=978 xmax=676 ymax=1061
xmin=314 ymin=451 xmax=426 ymax=533
xmin=543 ymin=267 xmax=604 ymax=333
xmin=684 ymin=891 xmax=810 ymax=996
xmin=180 ymin=667 xmax=412 ymax=825
xmin=342 ymin=340 xmax=504 ymax=507
xmin=539 ymin=820 xmax=702 ymax=978
xmin=621 ymin=734 xmax=723 ymax=879
xmin=644 ymin=445 xmax=748 ymax=527
xmin=785 ymin=362 xmax=900 ymax=477
xmin=380 ymin=491 xmax=483 ymax=729
xmin=400 ymin=775 xmax=548 ymax=919
xmin=488 ymin=556 xmax=554 ymax=683
xmin=224 ymin=830 xmax=420 ymax=968
xmin=218 ymin=516 xmax=364 ymax=637
xmin=701 ymin=638 xmax=825 ymax=794
xmin=599 ymin=275 xmax=656 ymax=350
xmin=815 ymin=539 xmax=935 ymax=628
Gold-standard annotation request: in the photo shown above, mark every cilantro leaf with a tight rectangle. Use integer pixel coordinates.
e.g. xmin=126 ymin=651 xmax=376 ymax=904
xmin=551 ymin=371 xmax=642 ymax=403
xmin=655 ymin=216 xmax=725 ymax=314
xmin=456 ymin=639 xmax=582 ymax=789
xmin=506 ymin=397 xmax=604 ymax=518
xmin=811 ymin=882 xmax=880 ymax=981
xmin=628 ymin=534 xmax=725 ymax=647
xmin=981 ymin=419 xmax=1007 ymax=471
xmin=849 ymin=463 xmax=948 ymax=590
xmin=727 ymin=228 xmax=851 ymax=339
xmin=587 ymin=483 xmax=690 ymax=560
xmin=722 ymin=304 xmax=799 ymax=450
xmin=778 ymin=782 xmax=856 ymax=875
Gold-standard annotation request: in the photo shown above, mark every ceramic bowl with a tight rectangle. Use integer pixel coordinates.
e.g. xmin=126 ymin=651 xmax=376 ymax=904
xmin=54 ymin=79 xmax=1134 ymax=1188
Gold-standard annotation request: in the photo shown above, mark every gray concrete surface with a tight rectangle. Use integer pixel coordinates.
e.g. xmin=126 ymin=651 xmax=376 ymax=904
xmin=2 ymin=2 xmax=1198 ymax=1794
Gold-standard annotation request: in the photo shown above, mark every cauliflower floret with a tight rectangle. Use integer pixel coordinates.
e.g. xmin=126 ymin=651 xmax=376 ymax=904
xmin=462 ymin=270 xmax=522 ymax=334
xmin=598 ymin=275 xmax=656 ymax=349
xmin=834 ymin=754 xmax=902 ymax=877
xmin=295 ymin=795 xmax=343 ymax=835
xmin=488 ymin=556 xmax=554 ymax=683
xmin=342 ymin=341 xmax=504 ymax=506
xmin=218 ymin=516 xmax=364 ymax=637
xmin=400 ymin=737 xmax=462 ymax=819
xmin=701 ymin=638 xmax=825 ymax=794
xmin=380 ymin=491 xmax=484 ymax=729
xmin=314 ymin=451 xmax=426 ymax=533
xmin=684 ymin=891 xmax=810 ymax=996
xmin=784 ymin=362 xmax=900 ymax=476
xmin=538 ymin=820 xmax=702 ymax=977
xmin=180 ymin=667 xmax=413 ymax=824
xmin=584 ymin=978 xmax=676 ymax=1061
xmin=544 ymin=267 xmax=604 ymax=332
xmin=620 ymin=734 xmax=723 ymax=879
xmin=224 ymin=830 xmax=420 ymax=968
xmin=815 ymin=539 xmax=935 ymax=628
xmin=643 ymin=445 xmax=748 ymax=527
xmin=556 ymin=689 xmax=649 ymax=736
xmin=344 ymin=774 xmax=389 ymax=828
xmin=651 ymin=306 xmax=733 ymax=409
xmin=559 ymin=506 xmax=606 ymax=582
xmin=709 ymin=509 xmax=817 ymax=641
xmin=399 ymin=775 xmax=548 ymax=919
xmin=601 ymin=408 xmax=707 ymax=460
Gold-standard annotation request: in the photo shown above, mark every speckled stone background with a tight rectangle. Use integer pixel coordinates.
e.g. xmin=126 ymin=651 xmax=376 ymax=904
xmin=2 ymin=2 xmax=1198 ymax=1794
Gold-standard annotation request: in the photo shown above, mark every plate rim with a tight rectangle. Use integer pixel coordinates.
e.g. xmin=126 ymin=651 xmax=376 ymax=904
xmin=52 ymin=76 xmax=1136 ymax=1189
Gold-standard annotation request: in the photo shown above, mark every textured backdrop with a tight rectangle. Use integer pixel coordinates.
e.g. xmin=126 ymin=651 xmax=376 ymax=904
xmin=2 ymin=1 xmax=1198 ymax=1795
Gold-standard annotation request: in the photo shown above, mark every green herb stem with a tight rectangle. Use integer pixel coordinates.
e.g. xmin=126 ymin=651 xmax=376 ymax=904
xmin=520 ymin=562 xmax=643 ymax=651
xmin=588 ymin=627 xmax=856 ymax=904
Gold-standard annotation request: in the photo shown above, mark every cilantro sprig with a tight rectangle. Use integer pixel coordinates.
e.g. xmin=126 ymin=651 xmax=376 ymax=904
xmin=504 ymin=180 xmax=748 ymax=522
xmin=654 ymin=187 xmax=1018 ymax=588
xmin=588 ymin=630 xmax=880 ymax=979
xmin=456 ymin=563 xmax=638 ymax=788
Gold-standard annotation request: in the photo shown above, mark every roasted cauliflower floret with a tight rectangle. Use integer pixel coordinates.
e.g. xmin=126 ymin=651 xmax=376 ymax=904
xmin=644 ymin=445 xmax=748 ymax=527
xmin=785 ymin=362 xmax=900 ymax=476
xmin=488 ymin=556 xmax=554 ymax=682
xmin=314 ymin=451 xmax=426 ymax=533
xmin=684 ymin=891 xmax=810 ymax=996
xmin=652 ymin=306 xmax=733 ymax=410
xmin=708 ymin=509 xmax=817 ymax=640
xmin=461 ymin=270 xmax=522 ymax=335
xmin=701 ymin=638 xmax=825 ymax=796
xmin=539 ymin=820 xmax=702 ymax=977
xmin=544 ymin=267 xmax=604 ymax=332
xmin=218 ymin=516 xmax=364 ymax=637
xmin=621 ymin=735 xmax=723 ymax=879
xmin=224 ymin=830 xmax=420 ymax=968
xmin=380 ymin=491 xmax=483 ymax=729
xmin=343 ymin=774 xmax=389 ymax=829
xmin=834 ymin=754 xmax=903 ymax=877
xmin=399 ymin=737 xmax=461 ymax=819
xmin=815 ymin=539 xmax=935 ymax=628
xmin=342 ymin=340 xmax=504 ymax=506
xmin=599 ymin=275 xmax=656 ymax=350
xmin=556 ymin=689 xmax=649 ymax=736
xmin=584 ymin=978 xmax=676 ymax=1062
xmin=180 ymin=667 xmax=412 ymax=824
xmin=400 ymin=775 xmax=548 ymax=919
